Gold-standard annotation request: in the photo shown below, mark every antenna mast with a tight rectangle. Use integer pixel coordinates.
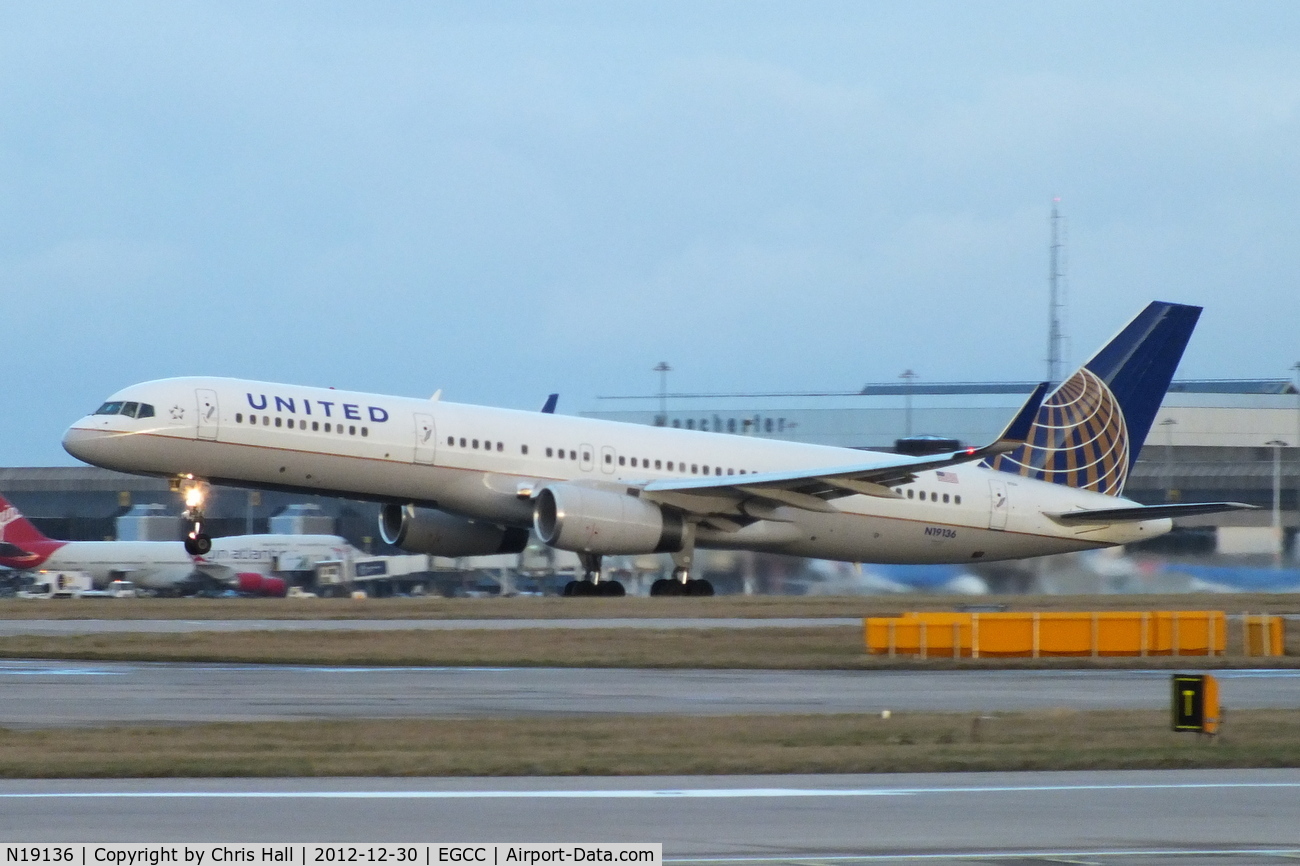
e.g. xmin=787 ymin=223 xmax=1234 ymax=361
xmin=1047 ymin=199 xmax=1065 ymax=386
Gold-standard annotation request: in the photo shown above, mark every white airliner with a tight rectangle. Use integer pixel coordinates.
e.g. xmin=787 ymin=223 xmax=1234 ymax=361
xmin=62 ymin=302 xmax=1250 ymax=596
xmin=0 ymin=494 xmax=357 ymax=595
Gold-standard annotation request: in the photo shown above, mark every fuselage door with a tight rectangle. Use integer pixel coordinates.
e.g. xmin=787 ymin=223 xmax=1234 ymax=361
xmin=988 ymin=479 xmax=1009 ymax=531
xmin=196 ymin=389 xmax=219 ymax=441
xmin=600 ymin=446 xmax=616 ymax=474
xmin=414 ymin=413 xmax=437 ymax=465
xmin=580 ymin=444 xmax=595 ymax=473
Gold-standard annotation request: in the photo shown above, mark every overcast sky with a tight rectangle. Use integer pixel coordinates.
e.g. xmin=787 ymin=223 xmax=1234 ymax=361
xmin=4 ymin=2 xmax=1300 ymax=465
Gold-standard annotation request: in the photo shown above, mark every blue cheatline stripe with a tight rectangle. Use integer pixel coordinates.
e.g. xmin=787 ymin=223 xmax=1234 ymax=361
xmin=2 ymin=782 xmax=1299 ymax=799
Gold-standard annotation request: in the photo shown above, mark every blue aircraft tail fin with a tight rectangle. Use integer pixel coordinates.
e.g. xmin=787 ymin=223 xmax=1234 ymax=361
xmin=983 ymin=301 xmax=1201 ymax=494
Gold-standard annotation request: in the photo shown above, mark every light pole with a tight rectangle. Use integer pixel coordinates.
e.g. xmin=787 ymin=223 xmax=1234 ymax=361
xmin=1159 ymin=417 xmax=1178 ymax=502
xmin=1266 ymin=439 xmax=1288 ymax=566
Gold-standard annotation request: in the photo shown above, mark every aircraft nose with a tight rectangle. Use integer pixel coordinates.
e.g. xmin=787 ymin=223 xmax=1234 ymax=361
xmin=62 ymin=424 xmax=112 ymax=466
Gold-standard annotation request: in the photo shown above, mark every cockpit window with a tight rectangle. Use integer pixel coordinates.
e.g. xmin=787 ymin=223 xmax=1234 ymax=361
xmin=93 ymin=401 xmax=154 ymax=418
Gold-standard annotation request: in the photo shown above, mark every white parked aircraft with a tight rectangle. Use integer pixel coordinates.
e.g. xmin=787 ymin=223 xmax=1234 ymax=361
xmin=0 ymin=494 xmax=357 ymax=595
xmin=62 ymin=301 xmax=1251 ymax=596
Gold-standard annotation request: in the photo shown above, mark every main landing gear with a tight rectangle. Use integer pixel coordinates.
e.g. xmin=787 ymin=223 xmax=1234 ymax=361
xmin=649 ymin=531 xmax=713 ymax=596
xmin=562 ymin=553 xmax=626 ymax=597
xmin=650 ymin=567 xmax=714 ymax=597
xmin=176 ymin=475 xmax=212 ymax=556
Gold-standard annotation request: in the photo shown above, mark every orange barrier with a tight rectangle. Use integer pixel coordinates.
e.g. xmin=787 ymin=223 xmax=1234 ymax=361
xmin=1242 ymin=614 xmax=1285 ymax=657
xmin=864 ymin=611 xmax=1227 ymax=658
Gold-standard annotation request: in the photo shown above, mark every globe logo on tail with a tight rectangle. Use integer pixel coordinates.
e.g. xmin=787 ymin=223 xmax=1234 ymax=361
xmin=985 ymin=368 xmax=1130 ymax=495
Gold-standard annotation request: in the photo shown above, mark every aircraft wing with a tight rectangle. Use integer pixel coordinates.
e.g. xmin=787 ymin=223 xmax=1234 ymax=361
xmin=1046 ymin=502 xmax=1258 ymax=525
xmin=640 ymin=382 xmax=1049 ymax=517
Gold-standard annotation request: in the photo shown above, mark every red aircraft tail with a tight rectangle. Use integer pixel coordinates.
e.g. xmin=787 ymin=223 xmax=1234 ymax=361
xmin=0 ymin=493 xmax=62 ymax=568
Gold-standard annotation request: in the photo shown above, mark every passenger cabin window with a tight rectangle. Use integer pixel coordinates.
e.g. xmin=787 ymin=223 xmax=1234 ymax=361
xmin=546 ymin=448 xmax=554 ymax=457
xmin=521 ymin=445 xmax=529 ymax=455
xmin=496 ymin=442 xmax=503 ymax=452
xmin=655 ymin=460 xmax=662 ymax=470
xmin=631 ymin=457 xmax=638 ymax=467
xmin=324 ymin=423 xmax=331 ymax=432
xmin=459 ymin=438 xmax=466 ymax=447
xmin=907 ymin=489 xmax=914 ymax=499
xmin=313 ymin=422 xmax=320 ymax=431
xmin=955 ymin=495 xmax=962 ymax=504
xmin=275 ymin=417 xmax=282 ymax=427
xmin=447 ymin=436 xmax=455 ymax=446
xmin=619 ymin=456 xmax=626 ymax=466
xmin=605 ymin=454 xmax=613 ymax=464
xmin=236 ymin=413 xmax=243 ymax=423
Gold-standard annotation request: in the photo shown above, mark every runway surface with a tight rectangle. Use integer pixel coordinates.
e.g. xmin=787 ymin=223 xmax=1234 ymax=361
xmin=1 ymin=769 xmax=1297 ymax=862
xmin=2 ymin=659 xmax=1299 ymax=725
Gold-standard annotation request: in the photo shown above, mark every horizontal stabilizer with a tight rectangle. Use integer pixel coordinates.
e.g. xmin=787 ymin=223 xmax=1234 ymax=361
xmin=1047 ymin=502 xmax=1258 ymax=525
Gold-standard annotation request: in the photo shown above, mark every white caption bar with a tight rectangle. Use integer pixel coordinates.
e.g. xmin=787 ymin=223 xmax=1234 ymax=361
xmin=2 ymin=846 xmax=661 ymax=866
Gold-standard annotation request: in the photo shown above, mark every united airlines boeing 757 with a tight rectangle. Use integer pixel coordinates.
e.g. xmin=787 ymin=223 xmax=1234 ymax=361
xmin=62 ymin=302 xmax=1252 ymax=596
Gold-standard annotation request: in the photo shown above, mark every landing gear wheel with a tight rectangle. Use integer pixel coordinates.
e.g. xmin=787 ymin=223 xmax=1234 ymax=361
xmin=652 ymin=579 xmax=685 ymax=597
xmin=597 ymin=580 xmax=626 ymax=597
xmin=562 ymin=580 xmax=578 ymax=597
xmin=687 ymin=579 xmax=714 ymax=597
xmin=184 ymin=534 xmax=211 ymax=556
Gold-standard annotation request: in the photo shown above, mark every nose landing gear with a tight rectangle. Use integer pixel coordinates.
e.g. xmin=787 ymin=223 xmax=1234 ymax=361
xmin=176 ymin=475 xmax=212 ymax=556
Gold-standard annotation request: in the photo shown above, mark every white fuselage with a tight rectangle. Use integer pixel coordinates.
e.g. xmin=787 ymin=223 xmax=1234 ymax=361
xmin=62 ymin=377 xmax=1172 ymax=565
xmin=36 ymin=534 xmax=357 ymax=590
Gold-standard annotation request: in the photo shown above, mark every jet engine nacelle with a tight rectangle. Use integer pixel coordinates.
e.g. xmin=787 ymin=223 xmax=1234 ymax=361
xmin=533 ymin=483 xmax=684 ymax=555
xmin=379 ymin=504 xmax=529 ymax=557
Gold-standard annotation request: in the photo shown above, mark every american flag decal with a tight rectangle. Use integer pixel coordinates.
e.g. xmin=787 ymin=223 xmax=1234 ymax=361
xmin=936 ymin=471 xmax=958 ymax=483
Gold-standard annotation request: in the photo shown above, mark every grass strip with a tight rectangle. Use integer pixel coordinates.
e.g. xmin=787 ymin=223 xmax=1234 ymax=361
xmin=2 ymin=593 xmax=1298 ymax=620
xmin=0 ymin=627 xmax=1293 ymax=669
xmin=0 ymin=710 xmax=1296 ymax=778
